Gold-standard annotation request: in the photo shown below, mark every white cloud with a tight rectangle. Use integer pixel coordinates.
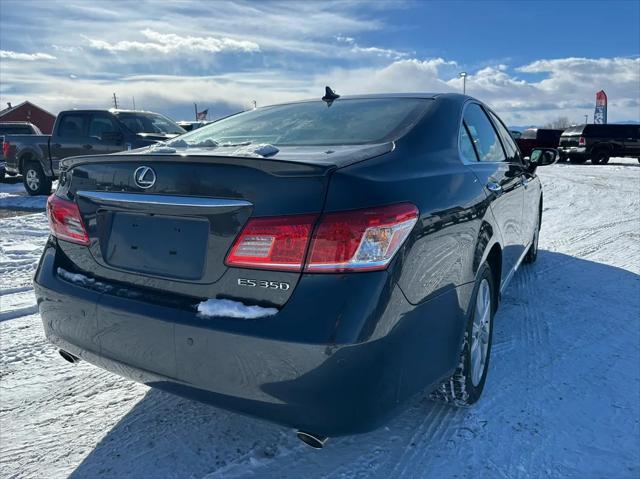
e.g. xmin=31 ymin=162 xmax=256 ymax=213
xmin=0 ymin=50 xmax=56 ymax=61
xmin=86 ymin=29 xmax=260 ymax=54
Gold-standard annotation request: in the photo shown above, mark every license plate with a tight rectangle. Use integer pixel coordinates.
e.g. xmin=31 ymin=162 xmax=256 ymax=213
xmin=105 ymin=212 xmax=209 ymax=279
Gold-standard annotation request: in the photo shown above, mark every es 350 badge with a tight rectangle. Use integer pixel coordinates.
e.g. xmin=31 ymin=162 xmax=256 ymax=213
xmin=238 ymin=278 xmax=291 ymax=291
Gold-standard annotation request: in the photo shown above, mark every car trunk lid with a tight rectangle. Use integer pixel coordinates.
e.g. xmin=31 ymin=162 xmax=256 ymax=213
xmin=55 ymin=144 xmax=392 ymax=305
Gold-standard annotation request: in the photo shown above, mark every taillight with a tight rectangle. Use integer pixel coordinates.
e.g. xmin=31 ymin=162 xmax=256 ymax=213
xmin=46 ymin=195 xmax=90 ymax=245
xmin=578 ymin=136 xmax=586 ymax=146
xmin=225 ymin=214 xmax=317 ymax=271
xmin=306 ymin=203 xmax=418 ymax=272
xmin=2 ymin=140 xmax=9 ymax=158
xmin=225 ymin=203 xmax=418 ymax=273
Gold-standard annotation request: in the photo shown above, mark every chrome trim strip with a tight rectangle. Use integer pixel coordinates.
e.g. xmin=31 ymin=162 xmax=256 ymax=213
xmin=76 ymin=191 xmax=252 ymax=209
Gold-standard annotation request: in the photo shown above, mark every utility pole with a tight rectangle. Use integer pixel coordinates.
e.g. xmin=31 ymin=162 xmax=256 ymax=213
xmin=112 ymin=92 xmax=118 ymax=109
xmin=194 ymin=103 xmax=198 ymax=120
xmin=459 ymin=72 xmax=468 ymax=95
xmin=584 ymin=114 xmax=588 ymax=124
xmin=252 ymin=100 xmax=257 ymax=109
xmin=132 ymin=97 xmax=136 ymax=110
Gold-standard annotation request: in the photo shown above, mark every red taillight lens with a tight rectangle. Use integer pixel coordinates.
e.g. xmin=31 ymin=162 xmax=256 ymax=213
xmin=578 ymin=136 xmax=586 ymax=146
xmin=2 ymin=140 xmax=9 ymax=158
xmin=225 ymin=214 xmax=318 ymax=271
xmin=46 ymin=195 xmax=90 ymax=245
xmin=225 ymin=203 xmax=418 ymax=273
xmin=306 ymin=203 xmax=418 ymax=272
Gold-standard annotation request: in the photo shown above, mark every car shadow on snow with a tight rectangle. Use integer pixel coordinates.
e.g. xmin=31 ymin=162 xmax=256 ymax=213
xmin=68 ymin=251 xmax=640 ymax=478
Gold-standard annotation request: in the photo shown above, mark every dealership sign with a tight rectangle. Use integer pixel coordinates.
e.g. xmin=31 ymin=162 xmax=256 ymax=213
xmin=594 ymin=90 xmax=607 ymax=124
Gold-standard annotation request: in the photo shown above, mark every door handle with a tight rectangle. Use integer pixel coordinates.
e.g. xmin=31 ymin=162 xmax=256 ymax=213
xmin=82 ymin=144 xmax=93 ymax=150
xmin=486 ymin=182 xmax=502 ymax=193
xmin=52 ymin=143 xmax=61 ymax=148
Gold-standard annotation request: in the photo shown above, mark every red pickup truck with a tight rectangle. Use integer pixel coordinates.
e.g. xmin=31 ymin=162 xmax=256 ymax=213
xmin=516 ymin=128 xmax=563 ymax=158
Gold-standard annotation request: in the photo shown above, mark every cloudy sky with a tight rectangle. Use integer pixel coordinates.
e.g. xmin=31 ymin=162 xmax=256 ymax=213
xmin=0 ymin=0 xmax=638 ymax=126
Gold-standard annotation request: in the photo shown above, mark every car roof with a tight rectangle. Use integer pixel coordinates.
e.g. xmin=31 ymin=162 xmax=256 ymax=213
xmin=257 ymin=92 xmax=471 ymax=109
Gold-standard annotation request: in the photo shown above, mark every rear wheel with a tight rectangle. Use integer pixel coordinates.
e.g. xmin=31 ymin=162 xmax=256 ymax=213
xmin=430 ymin=262 xmax=495 ymax=406
xmin=591 ymin=150 xmax=610 ymax=165
xmin=23 ymin=162 xmax=52 ymax=196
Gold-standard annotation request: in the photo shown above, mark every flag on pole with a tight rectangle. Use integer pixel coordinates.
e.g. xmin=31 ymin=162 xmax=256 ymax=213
xmin=594 ymin=90 xmax=607 ymax=124
xmin=196 ymin=109 xmax=208 ymax=121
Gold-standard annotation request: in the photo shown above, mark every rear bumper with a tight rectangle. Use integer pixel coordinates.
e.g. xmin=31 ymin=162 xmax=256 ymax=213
xmin=34 ymin=243 xmax=470 ymax=436
xmin=558 ymin=146 xmax=587 ymax=159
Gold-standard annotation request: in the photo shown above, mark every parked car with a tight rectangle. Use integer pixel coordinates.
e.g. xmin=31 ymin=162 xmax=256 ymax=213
xmin=3 ymin=109 xmax=186 ymax=195
xmin=35 ymin=93 xmax=557 ymax=447
xmin=516 ymin=128 xmax=563 ymax=158
xmin=558 ymin=124 xmax=640 ymax=164
xmin=509 ymin=130 xmax=522 ymax=140
xmin=1 ymin=122 xmax=42 ymax=181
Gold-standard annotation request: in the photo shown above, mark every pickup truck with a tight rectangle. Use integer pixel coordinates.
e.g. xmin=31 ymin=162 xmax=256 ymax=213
xmin=3 ymin=109 xmax=186 ymax=195
xmin=1 ymin=122 xmax=42 ymax=181
xmin=558 ymin=124 xmax=640 ymax=164
xmin=515 ymin=128 xmax=563 ymax=158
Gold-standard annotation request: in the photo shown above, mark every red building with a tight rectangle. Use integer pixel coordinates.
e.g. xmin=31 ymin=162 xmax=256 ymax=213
xmin=0 ymin=101 xmax=56 ymax=134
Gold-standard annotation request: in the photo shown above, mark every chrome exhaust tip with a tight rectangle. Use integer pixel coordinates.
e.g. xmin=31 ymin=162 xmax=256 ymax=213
xmin=296 ymin=431 xmax=328 ymax=449
xmin=59 ymin=349 xmax=80 ymax=364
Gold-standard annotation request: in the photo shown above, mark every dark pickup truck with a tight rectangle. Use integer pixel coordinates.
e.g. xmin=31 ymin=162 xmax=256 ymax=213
xmin=4 ymin=109 xmax=186 ymax=194
xmin=558 ymin=124 xmax=640 ymax=164
xmin=515 ymin=128 xmax=563 ymax=158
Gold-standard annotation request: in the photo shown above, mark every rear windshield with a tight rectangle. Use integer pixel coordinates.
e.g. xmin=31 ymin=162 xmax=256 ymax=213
xmin=175 ymin=98 xmax=431 ymax=147
xmin=115 ymin=112 xmax=185 ymax=135
xmin=521 ymin=129 xmax=538 ymax=139
xmin=561 ymin=125 xmax=585 ymax=135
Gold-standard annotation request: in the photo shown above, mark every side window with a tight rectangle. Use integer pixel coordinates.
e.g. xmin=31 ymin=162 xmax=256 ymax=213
xmin=89 ymin=114 xmax=119 ymax=138
xmin=463 ymin=104 xmax=506 ymax=162
xmin=57 ymin=115 xmax=88 ymax=138
xmin=459 ymin=123 xmax=478 ymax=162
xmin=489 ymin=111 xmax=522 ymax=162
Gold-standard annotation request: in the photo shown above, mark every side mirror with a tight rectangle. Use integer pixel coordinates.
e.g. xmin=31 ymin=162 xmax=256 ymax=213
xmin=529 ymin=148 xmax=558 ymax=169
xmin=100 ymin=131 xmax=124 ymax=143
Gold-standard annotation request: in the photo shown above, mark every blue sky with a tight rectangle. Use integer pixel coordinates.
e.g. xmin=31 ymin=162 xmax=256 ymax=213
xmin=0 ymin=0 xmax=638 ymax=126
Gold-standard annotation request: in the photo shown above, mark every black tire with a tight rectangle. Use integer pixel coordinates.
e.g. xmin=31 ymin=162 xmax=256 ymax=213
xmin=22 ymin=161 xmax=52 ymax=196
xmin=430 ymin=262 xmax=495 ymax=406
xmin=591 ymin=149 xmax=610 ymax=165
xmin=523 ymin=211 xmax=540 ymax=264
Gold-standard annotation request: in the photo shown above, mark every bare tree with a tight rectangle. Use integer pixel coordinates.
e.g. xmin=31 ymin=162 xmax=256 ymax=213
xmin=543 ymin=116 xmax=572 ymax=129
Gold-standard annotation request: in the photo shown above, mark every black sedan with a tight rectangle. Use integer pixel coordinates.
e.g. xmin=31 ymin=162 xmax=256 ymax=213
xmin=35 ymin=93 xmax=556 ymax=448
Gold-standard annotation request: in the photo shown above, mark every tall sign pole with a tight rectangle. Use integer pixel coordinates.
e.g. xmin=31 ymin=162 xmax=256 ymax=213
xmin=594 ymin=90 xmax=607 ymax=124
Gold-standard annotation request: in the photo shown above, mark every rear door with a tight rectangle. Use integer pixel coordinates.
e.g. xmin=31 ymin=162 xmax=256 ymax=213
xmin=461 ymin=102 xmax=526 ymax=282
xmin=87 ymin=112 xmax=125 ymax=154
xmin=51 ymin=113 xmax=91 ymax=170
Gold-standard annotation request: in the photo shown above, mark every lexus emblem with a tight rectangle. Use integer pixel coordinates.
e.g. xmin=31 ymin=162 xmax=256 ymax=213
xmin=133 ymin=166 xmax=156 ymax=189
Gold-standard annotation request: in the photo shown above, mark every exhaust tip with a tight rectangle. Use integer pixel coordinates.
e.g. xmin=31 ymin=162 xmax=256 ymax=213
xmin=296 ymin=431 xmax=328 ymax=449
xmin=59 ymin=349 xmax=80 ymax=364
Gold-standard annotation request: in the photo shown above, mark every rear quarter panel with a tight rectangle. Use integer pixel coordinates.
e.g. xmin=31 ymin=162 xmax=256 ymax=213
xmin=325 ymin=95 xmax=496 ymax=307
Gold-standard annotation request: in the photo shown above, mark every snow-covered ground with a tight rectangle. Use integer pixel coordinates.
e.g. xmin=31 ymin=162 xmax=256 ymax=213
xmin=1 ymin=159 xmax=639 ymax=478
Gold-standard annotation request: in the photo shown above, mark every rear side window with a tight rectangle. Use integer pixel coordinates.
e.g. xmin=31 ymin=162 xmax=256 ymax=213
xmin=176 ymin=98 xmax=431 ymax=146
xmin=58 ymin=115 xmax=88 ymax=138
xmin=459 ymin=124 xmax=478 ymax=162
xmin=463 ymin=104 xmax=506 ymax=162
xmin=489 ymin=111 xmax=521 ymax=162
